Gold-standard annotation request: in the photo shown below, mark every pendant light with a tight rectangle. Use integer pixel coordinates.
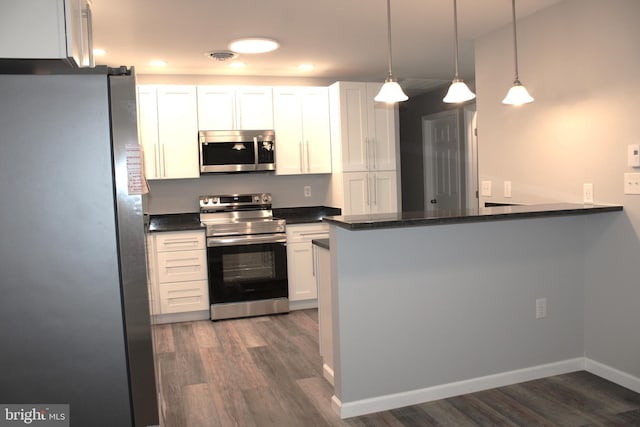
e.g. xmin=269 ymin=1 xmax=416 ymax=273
xmin=502 ymin=0 xmax=534 ymax=105
xmin=374 ymin=0 xmax=408 ymax=103
xmin=443 ymin=0 xmax=476 ymax=103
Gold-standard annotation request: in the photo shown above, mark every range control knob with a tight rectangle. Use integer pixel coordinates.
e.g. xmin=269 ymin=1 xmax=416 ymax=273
xmin=262 ymin=193 xmax=271 ymax=204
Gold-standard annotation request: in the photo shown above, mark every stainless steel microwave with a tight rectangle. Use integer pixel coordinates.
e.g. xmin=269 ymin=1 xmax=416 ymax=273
xmin=199 ymin=130 xmax=276 ymax=173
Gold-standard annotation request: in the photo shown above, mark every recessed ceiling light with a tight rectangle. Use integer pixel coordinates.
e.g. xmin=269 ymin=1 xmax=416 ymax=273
xmin=93 ymin=48 xmax=106 ymax=57
xmin=229 ymin=38 xmax=279 ymax=54
xmin=229 ymin=62 xmax=246 ymax=69
xmin=298 ymin=63 xmax=314 ymax=71
xmin=149 ymin=60 xmax=167 ymax=67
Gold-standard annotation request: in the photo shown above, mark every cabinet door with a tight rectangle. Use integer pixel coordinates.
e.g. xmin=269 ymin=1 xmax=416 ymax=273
xmin=338 ymin=82 xmax=369 ymax=172
xmin=370 ymin=171 xmax=399 ymax=214
xmin=302 ymin=87 xmax=332 ymax=174
xmin=287 ymin=241 xmax=318 ymax=301
xmin=343 ymin=171 xmax=370 ymax=215
xmin=0 ymin=0 xmax=88 ymax=65
xmin=196 ymin=86 xmax=235 ymax=130
xmin=156 ymin=86 xmax=199 ymax=179
xmin=273 ymin=88 xmax=304 ymax=175
xmin=235 ymin=87 xmax=274 ymax=130
xmin=367 ymin=83 xmax=397 ymax=171
xmin=137 ymin=86 xmax=160 ymax=179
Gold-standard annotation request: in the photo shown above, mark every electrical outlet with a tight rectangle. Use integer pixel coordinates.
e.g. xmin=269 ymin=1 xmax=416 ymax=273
xmin=481 ymin=180 xmax=492 ymax=197
xmin=304 ymin=185 xmax=312 ymax=197
xmin=536 ymin=298 xmax=547 ymax=319
xmin=504 ymin=181 xmax=512 ymax=198
xmin=583 ymin=183 xmax=594 ymax=204
xmin=624 ymin=173 xmax=640 ymax=195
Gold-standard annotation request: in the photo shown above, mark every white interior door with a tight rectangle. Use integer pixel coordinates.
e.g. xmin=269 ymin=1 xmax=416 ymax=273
xmin=423 ymin=111 xmax=463 ymax=211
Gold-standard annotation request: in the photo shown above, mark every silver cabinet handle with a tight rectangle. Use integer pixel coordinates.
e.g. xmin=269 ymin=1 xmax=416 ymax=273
xmin=161 ymin=144 xmax=167 ymax=177
xmin=299 ymin=141 xmax=304 ymax=173
xmin=372 ymin=140 xmax=377 ymax=170
xmin=364 ymin=138 xmax=369 ymax=169
xmin=305 ymin=140 xmax=311 ymax=172
xmin=82 ymin=3 xmax=95 ymax=67
xmin=365 ymin=175 xmax=370 ymax=206
xmin=372 ymin=174 xmax=377 ymax=205
xmin=153 ymin=144 xmax=159 ymax=178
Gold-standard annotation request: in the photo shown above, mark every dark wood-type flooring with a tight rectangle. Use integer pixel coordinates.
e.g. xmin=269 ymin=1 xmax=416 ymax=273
xmin=153 ymin=309 xmax=640 ymax=426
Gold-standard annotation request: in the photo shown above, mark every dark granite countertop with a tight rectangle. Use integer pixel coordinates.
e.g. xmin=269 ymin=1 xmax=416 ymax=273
xmin=273 ymin=206 xmax=341 ymax=224
xmin=147 ymin=213 xmax=204 ymax=233
xmin=312 ymin=238 xmax=330 ymax=250
xmin=323 ymin=203 xmax=623 ymax=231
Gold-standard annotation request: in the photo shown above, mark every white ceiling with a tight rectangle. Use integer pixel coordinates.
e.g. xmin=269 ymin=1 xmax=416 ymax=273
xmin=91 ymin=0 xmax=566 ymax=92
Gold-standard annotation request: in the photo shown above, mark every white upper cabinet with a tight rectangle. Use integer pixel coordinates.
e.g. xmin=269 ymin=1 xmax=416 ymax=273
xmin=273 ymin=87 xmax=331 ymax=175
xmin=0 ymin=0 xmax=93 ymax=67
xmin=197 ymin=86 xmax=273 ymax=130
xmin=333 ymin=82 xmax=397 ymax=172
xmin=137 ymin=85 xmax=199 ymax=180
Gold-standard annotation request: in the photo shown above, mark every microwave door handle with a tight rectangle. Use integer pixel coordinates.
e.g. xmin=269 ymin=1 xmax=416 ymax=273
xmin=254 ymin=136 xmax=259 ymax=169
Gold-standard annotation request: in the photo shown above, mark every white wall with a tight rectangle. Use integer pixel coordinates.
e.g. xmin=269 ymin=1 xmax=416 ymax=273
xmin=476 ymin=0 xmax=640 ymax=379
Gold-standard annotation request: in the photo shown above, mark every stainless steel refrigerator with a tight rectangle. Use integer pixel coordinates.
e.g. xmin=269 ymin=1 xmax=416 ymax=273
xmin=0 ymin=67 xmax=159 ymax=426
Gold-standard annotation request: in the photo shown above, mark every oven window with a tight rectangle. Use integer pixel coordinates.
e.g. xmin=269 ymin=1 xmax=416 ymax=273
xmin=208 ymin=242 xmax=287 ymax=303
xmin=222 ymin=251 xmax=275 ymax=282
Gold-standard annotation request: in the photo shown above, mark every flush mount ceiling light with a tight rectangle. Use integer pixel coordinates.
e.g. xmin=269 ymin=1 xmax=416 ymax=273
xmin=149 ymin=59 xmax=167 ymax=67
xmin=374 ymin=0 xmax=408 ymax=103
xmin=443 ymin=0 xmax=476 ymax=103
xmin=229 ymin=38 xmax=279 ymax=54
xmin=503 ymin=0 xmax=534 ymax=105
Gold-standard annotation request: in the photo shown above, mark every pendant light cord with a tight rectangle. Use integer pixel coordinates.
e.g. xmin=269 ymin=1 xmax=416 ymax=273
xmin=385 ymin=0 xmax=394 ymax=78
xmin=511 ymin=0 xmax=520 ymax=82
xmin=452 ymin=0 xmax=460 ymax=79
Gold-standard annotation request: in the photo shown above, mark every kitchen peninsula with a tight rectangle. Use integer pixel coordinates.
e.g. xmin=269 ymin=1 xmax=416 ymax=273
xmin=322 ymin=203 xmax=623 ymax=418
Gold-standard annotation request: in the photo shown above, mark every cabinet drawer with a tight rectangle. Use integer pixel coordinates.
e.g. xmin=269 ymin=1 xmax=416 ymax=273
xmin=159 ymin=280 xmax=209 ymax=313
xmin=155 ymin=231 xmax=205 ymax=252
xmin=286 ymin=223 xmax=329 ymax=243
xmin=157 ymin=249 xmax=207 ymax=283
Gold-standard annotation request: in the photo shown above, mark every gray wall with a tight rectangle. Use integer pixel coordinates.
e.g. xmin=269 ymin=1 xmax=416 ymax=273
xmin=330 ymin=215 xmax=588 ymax=403
xmin=475 ymin=0 xmax=640 ymax=378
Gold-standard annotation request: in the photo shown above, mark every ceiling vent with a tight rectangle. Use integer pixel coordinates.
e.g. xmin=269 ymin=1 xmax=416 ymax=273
xmin=207 ymin=50 xmax=239 ymax=61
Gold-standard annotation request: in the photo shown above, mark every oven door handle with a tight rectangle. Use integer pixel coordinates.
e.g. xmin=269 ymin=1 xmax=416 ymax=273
xmin=207 ymin=233 xmax=287 ymax=247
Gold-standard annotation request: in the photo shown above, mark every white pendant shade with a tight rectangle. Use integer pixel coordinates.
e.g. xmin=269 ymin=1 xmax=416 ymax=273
xmin=374 ymin=79 xmax=408 ymax=103
xmin=502 ymin=81 xmax=534 ymax=105
xmin=443 ymin=79 xmax=476 ymax=103
xmin=443 ymin=0 xmax=476 ymax=104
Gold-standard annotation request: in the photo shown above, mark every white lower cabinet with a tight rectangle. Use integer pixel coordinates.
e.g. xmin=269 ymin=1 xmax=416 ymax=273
xmin=286 ymin=223 xmax=329 ymax=306
xmin=146 ymin=230 xmax=209 ymax=322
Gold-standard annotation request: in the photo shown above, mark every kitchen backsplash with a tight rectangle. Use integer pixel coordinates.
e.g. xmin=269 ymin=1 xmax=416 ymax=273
xmin=145 ymin=173 xmax=332 ymax=214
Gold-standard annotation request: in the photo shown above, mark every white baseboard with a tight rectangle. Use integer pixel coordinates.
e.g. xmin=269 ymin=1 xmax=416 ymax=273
xmin=585 ymin=358 xmax=640 ymax=393
xmin=289 ymin=299 xmax=318 ymax=311
xmin=333 ymin=358 xmax=585 ymax=419
xmin=323 ymin=363 xmax=334 ymax=386
xmin=152 ymin=310 xmax=209 ymax=325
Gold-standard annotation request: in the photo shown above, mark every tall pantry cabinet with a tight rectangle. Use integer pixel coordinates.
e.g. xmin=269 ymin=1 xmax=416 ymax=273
xmin=328 ymin=82 xmax=401 ymax=215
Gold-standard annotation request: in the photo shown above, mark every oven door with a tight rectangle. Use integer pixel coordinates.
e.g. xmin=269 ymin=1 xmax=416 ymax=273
xmin=207 ymin=234 xmax=288 ymax=304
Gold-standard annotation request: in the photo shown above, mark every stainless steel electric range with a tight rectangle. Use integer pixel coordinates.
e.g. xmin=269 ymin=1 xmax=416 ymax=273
xmin=199 ymin=193 xmax=288 ymax=320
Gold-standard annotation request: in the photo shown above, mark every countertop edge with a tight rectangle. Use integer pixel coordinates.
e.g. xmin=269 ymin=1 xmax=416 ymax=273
xmin=323 ymin=204 xmax=624 ymax=231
